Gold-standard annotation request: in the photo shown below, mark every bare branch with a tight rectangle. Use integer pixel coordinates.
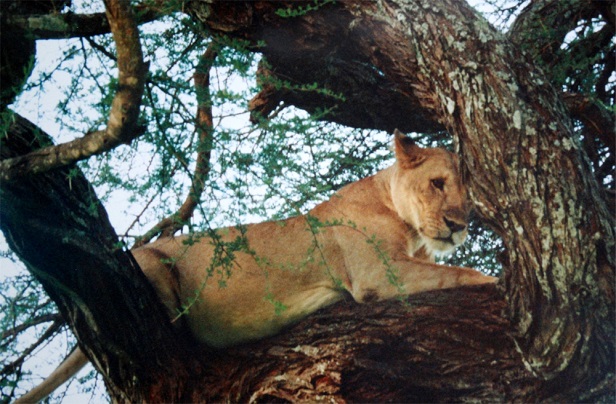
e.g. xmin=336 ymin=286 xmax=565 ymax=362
xmin=1 ymin=313 xmax=64 ymax=341
xmin=134 ymin=44 xmax=218 ymax=247
xmin=0 ymin=0 xmax=147 ymax=182
xmin=0 ymin=319 xmax=64 ymax=377
xmin=84 ymin=36 xmax=117 ymax=61
xmin=13 ymin=346 xmax=89 ymax=404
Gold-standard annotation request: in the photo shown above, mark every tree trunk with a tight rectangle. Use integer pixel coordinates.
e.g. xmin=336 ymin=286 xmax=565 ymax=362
xmin=1 ymin=0 xmax=613 ymax=401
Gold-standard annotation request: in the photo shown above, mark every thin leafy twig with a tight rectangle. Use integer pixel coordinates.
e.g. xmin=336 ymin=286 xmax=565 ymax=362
xmin=134 ymin=43 xmax=218 ymax=247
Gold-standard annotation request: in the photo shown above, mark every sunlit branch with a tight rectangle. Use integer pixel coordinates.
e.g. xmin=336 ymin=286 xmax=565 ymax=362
xmin=0 ymin=0 xmax=147 ymax=182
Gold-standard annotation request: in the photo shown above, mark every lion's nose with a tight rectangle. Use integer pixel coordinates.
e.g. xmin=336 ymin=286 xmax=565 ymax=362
xmin=444 ymin=217 xmax=466 ymax=233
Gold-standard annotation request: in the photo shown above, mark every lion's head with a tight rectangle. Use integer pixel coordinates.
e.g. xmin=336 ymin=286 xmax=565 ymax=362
xmin=389 ymin=130 xmax=471 ymax=255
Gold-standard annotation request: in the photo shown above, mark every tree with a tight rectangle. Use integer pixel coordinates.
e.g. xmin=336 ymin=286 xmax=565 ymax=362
xmin=1 ymin=0 xmax=613 ymax=402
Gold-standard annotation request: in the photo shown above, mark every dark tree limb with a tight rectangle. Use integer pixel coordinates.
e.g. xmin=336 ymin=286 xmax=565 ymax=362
xmin=0 ymin=1 xmax=171 ymax=40
xmin=0 ymin=320 xmax=63 ymax=378
xmin=193 ymin=1 xmax=444 ymax=135
xmin=201 ymin=285 xmax=545 ymax=403
xmin=0 ymin=113 xmax=196 ymax=402
xmin=562 ymin=92 xmax=615 ymax=155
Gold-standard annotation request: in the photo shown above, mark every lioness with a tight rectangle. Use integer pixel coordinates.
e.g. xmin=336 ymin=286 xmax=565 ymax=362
xmin=17 ymin=130 xmax=496 ymax=402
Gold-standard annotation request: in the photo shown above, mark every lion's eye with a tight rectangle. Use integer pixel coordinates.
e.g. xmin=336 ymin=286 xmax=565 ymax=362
xmin=431 ymin=178 xmax=445 ymax=191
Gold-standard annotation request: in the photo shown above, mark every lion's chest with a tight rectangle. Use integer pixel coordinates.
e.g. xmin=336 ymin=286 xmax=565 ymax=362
xmin=410 ymin=243 xmax=435 ymax=262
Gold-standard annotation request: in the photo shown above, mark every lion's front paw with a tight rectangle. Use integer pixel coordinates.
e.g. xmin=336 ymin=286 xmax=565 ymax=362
xmin=483 ymin=275 xmax=499 ymax=284
xmin=458 ymin=269 xmax=498 ymax=286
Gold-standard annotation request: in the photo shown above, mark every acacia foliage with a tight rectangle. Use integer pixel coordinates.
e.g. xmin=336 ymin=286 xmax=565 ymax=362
xmin=0 ymin=0 xmax=613 ymax=401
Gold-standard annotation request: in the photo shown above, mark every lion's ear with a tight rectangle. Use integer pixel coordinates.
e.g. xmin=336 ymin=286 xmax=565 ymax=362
xmin=394 ymin=129 xmax=425 ymax=168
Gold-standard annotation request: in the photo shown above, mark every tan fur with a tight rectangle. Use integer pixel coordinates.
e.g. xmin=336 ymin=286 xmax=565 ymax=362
xmin=17 ymin=131 xmax=496 ymax=401
xmin=134 ymin=131 xmax=496 ymax=348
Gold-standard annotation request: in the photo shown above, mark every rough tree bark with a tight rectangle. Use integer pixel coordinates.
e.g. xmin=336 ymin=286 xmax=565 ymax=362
xmin=1 ymin=0 xmax=614 ymax=402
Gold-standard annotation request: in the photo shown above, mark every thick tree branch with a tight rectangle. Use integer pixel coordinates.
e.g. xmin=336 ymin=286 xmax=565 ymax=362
xmin=381 ymin=0 xmax=614 ymax=385
xmin=201 ymin=285 xmax=544 ymax=402
xmin=0 ymin=113 xmax=195 ymax=402
xmin=1 ymin=2 xmax=172 ymax=40
xmin=191 ymin=1 xmax=443 ymax=134
xmin=134 ymin=44 xmax=217 ymax=247
xmin=246 ymin=55 xmax=443 ymax=134
xmin=0 ymin=0 xmax=148 ymax=182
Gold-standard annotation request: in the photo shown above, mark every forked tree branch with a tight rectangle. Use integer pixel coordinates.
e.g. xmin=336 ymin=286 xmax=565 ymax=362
xmin=0 ymin=0 xmax=147 ymax=182
xmin=133 ymin=44 xmax=218 ymax=247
